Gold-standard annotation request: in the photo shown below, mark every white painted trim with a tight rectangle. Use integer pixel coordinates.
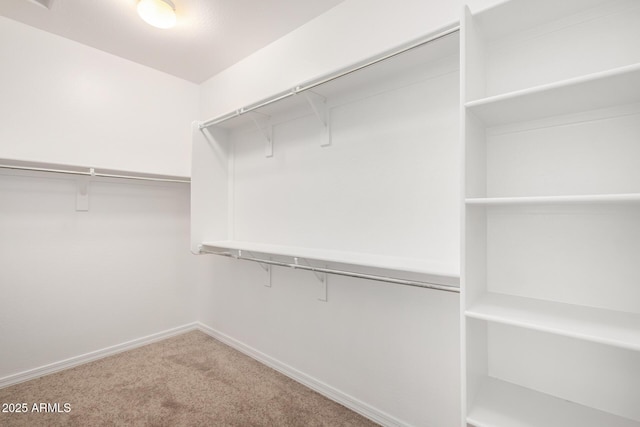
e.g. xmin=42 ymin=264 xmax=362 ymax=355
xmin=0 ymin=323 xmax=199 ymax=389
xmin=195 ymin=322 xmax=408 ymax=427
xmin=1 ymin=322 xmax=408 ymax=426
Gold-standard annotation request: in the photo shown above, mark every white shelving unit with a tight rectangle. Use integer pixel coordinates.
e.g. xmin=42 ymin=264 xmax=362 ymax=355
xmin=200 ymin=240 xmax=458 ymax=280
xmin=462 ymin=0 xmax=640 ymax=425
xmin=467 ymin=377 xmax=640 ymax=427
xmin=192 ymin=28 xmax=462 ymax=291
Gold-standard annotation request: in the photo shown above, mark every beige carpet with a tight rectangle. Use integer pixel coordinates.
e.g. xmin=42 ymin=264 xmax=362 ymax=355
xmin=0 ymin=330 xmax=377 ymax=426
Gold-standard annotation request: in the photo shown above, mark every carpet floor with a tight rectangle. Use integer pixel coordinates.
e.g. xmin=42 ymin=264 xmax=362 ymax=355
xmin=0 ymin=330 xmax=378 ymax=426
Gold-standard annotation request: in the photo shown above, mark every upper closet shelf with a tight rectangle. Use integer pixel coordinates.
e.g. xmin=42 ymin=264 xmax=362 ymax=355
xmin=0 ymin=158 xmax=190 ymax=183
xmin=197 ymin=26 xmax=459 ymax=133
xmin=466 ymin=63 xmax=640 ymax=126
xmin=199 ymin=240 xmax=460 ymax=291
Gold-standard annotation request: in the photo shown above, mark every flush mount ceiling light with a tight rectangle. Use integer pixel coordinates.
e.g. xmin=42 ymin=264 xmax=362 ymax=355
xmin=137 ymin=0 xmax=176 ymax=29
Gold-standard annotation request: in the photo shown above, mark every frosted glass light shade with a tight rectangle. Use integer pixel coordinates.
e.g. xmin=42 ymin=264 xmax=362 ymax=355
xmin=137 ymin=0 xmax=176 ymax=29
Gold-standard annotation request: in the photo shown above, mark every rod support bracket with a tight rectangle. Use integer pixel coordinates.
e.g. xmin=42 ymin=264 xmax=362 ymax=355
xmin=294 ymin=257 xmax=328 ymax=302
xmin=302 ymin=91 xmax=331 ymax=147
xmin=318 ymin=269 xmax=328 ymax=302
xmin=76 ymin=177 xmax=90 ymax=212
xmin=246 ymin=251 xmax=272 ymax=287
xmin=248 ymin=111 xmax=273 ymax=157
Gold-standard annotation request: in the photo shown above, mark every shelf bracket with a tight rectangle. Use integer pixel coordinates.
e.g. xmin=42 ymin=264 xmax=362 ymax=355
xmin=302 ymin=91 xmax=331 ymax=148
xmin=293 ymin=257 xmax=328 ymax=302
xmin=318 ymin=269 xmax=328 ymax=302
xmin=248 ymin=111 xmax=273 ymax=158
xmin=246 ymin=251 xmax=272 ymax=287
xmin=75 ymin=168 xmax=94 ymax=212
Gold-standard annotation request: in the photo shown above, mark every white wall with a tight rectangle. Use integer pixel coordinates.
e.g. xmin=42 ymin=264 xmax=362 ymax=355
xmin=0 ymin=17 xmax=204 ymax=384
xmin=195 ymin=1 xmax=499 ymax=425
xmin=199 ymin=259 xmax=461 ymax=426
xmin=0 ymin=169 xmax=200 ymax=382
xmin=199 ymin=0 xmax=503 ymax=120
xmin=0 ymin=0 xmax=508 ymax=424
xmin=0 ymin=16 xmax=198 ymax=177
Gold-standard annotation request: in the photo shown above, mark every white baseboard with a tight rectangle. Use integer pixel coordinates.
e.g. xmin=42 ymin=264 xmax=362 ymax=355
xmin=1 ymin=321 xmax=406 ymax=426
xmin=195 ymin=322 xmax=407 ymax=427
xmin=0 ymin=322 xmax=199 ymax=389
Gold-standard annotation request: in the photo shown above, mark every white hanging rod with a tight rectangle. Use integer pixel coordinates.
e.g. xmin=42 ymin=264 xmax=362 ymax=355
xmin=198 ymin=25 xmax=460 ymax=129
xmin=0 ymin=160 xmax=190 ymax=184
xmin=199 ymin=247 xmax=460 ymax=294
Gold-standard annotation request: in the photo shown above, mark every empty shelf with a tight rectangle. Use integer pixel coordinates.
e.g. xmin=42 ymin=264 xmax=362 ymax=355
xmin=465 ymin=193 xmax=640 ymax=206
xmin=468 ymin=377 xmax=639 ymax=427
xmin=466 ymin=293 xmax=640 ymax=351
xmin=200 ymin=240 xmax=459 ymax=287
xmin=465 ymin=63 xmax=640 ymax=126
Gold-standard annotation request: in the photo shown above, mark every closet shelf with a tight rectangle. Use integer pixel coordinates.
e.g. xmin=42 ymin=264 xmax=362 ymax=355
xmin=198 ymin=26 xmax=459 ymax=132
xmin=467 ymin=377 xmax=640 ymax=427
xmin=0 ymin=158 xmax=190 ymax=184
xmin=466 ymin=293 xmax=640 ymax=351
xmin=465 ymin=63 xmax=640 ymax=126
xmin=199 ymin=240 xmax=459 ymax=289
xmin=465 ymin=193 xmax=640 ymax=206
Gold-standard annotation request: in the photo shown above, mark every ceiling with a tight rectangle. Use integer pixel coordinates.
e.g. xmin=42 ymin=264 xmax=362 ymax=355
xmin=0 ymin=0 xmax=345 ymax=83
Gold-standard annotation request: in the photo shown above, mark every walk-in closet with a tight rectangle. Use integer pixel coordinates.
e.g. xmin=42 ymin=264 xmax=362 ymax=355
xmin=1 ymin=0 xmax=638 ymax=426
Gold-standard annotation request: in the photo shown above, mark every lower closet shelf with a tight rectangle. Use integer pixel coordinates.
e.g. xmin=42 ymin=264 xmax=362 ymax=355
xmin=465 ymin=293 xmax=640 ymax=351
xmin=199 ymin=240 xmax=460 ymax=290
xmin=467 ymin=377 xmax=640 ymax=427
xmin=201 ymin=240 xmax=458 ymax=277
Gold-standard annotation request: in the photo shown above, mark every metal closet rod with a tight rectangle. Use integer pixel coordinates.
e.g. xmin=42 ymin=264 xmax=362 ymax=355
xmin=200 ymin=247 xmax=460 ymax=294
xmin=0 ymin=162 xmax=190 ymax=184
xmin=199 ymin=25 xmax=460 ymax=129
